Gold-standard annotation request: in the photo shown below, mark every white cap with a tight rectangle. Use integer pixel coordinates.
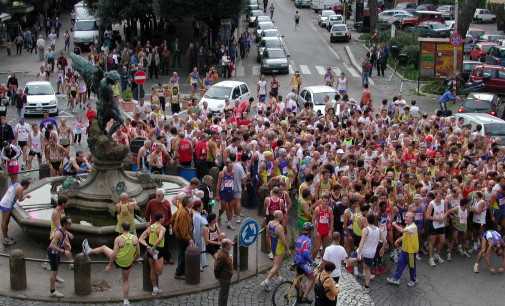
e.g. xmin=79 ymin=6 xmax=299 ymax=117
xmin=336 ymin=149 xmax=344 ymax=154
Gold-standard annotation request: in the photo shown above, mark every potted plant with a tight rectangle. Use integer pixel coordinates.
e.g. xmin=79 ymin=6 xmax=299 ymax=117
xmin=181 ymin=95 xmax=192 ymax=109
xmin=121 ymin=89 xmax=134 ymax=112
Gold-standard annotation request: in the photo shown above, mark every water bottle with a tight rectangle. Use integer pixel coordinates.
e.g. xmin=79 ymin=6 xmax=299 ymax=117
xmin=169 ymin=225 xmax=173 ymax=235
xmin=153 ymin=250 xmax=159 ymax=260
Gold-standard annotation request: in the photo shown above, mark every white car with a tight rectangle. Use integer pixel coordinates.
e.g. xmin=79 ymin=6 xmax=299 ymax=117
xmin=326 ymin=14 xmax=345 ymax=30
xmin=437 ymin=5 xmax=454 ymax=19
xmin=474 ymin=8 xmax=496 ymax=24
xmin=297 ymin=86 xmax=339 ymax=115
xmin=199 ymin=81 xmax=251 ymax=114
xmin=318 ymin=10 xmax=335 ymax=27
xmin=23 ymin=81 xmax=59 ymax=116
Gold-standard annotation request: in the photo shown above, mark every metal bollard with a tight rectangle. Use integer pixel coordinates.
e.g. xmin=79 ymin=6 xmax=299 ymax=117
xmin=9 ymin=249 xmax=27 ymax=290
xmin=261 ymin=220 xmax=269 ymax=254
xmin=257 ymin=185 xmax=269 ymax=217
xmin=209 ymin=167 xmax=219 ymax=193
xmin=233 ymin=235 xmax=248 ymax=271
xmin=142 ymin=252 xmax=157 ymax=291
xmin=74 ymin=253 xmax=91 ymax=295
xmin=39 ymin=162 xmax=51 ymax=179
xmin=185 ymin=245 xmax=201 ymax=285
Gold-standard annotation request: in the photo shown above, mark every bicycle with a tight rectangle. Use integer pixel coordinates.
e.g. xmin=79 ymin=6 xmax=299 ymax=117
xmin=271 ymin=262 xmax=319 ymax=306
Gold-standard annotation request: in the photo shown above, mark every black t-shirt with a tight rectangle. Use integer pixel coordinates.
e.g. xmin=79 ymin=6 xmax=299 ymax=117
xmin=333 ymin=203 xmax=348 ymax=233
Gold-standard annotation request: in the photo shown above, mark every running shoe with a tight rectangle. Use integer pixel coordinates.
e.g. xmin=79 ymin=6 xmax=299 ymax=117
xmin=226 ymin=222 xmax=236 ymax=230
xmin=277 ymin=276 xmax=285 ymax=282
xmin=50 ymin=290 xmax=64 ymax=298
xmin=407 ymin=279 xmax=418 ymax=287
xmin=42 ymin=262 xmax=51 ymax=270
xmin=428 ymin=257 xmax=436 ymax=267
xmin=236 ymin=216 xmax=242 ymax=224
xmin=56 ymin=276 xmax=65 ymax=283
xmin=260 ymin=279 xmax=271 ymax=291
xmin=434 ymin=254 xmax=444 ymax=263
xmin=416 ymin=253 xmax=422 ymax=261
xmin=361 ymin=274 xmax=375 ymax=280
xmin=374 ymin=268 xmax=381 ymax=275
xmin=354 ymin=272 xmax=364 ymax=279
xmin=386 ymin=277 xmax=400 ymax=285
xmin=82 ymin=239 xmax=91 ymax=255
xmin=345 ymin=266 xmax=354 ymax=274
xmin=462 ymin=251 xmax=471 ymax=258
xmin=268 ymin=252 xmax=273 ymax=260
xmin=446 ymin=253 xmax=452 ymax=261
xmin=473 ymin=263 xmax=479 ymax=273
xmin=2 ymin=238 xmax=14 ymax=245
xmin=379 ymin=266 xmax=388 ymax=274
xmin=152 ymin=287 xmax=162 ymax=295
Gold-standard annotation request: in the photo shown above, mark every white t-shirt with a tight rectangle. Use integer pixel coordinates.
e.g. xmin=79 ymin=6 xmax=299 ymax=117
xmin=323 ymin=244 xmax=347 ymax=278
xmin=14 ymin=123 xmax=31 ymax=142
xmin=258 ymin=80 xmax=267 ymax=95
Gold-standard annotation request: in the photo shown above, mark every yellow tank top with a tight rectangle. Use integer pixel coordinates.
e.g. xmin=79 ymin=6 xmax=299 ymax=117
xmin=402 ymin=224 xmax=419 ymax=254
xmin=115 ymin=203 xmax=136 ymax=234
xmin=49 ymin=209 xmax=64 ymax=239
xmin=319 ymin=179 xmax=332 ymax=198
xmin=115 ymin=234 xmax=136 ymax=268
xmin=352 ymin=213 xmax=363 ymax=237
xmin=148 ymin=223 xmax=165 ymax=248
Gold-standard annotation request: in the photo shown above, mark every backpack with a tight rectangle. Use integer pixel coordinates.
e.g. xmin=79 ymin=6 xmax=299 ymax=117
xmin=314 ymin=274 xmax=331 ymax=304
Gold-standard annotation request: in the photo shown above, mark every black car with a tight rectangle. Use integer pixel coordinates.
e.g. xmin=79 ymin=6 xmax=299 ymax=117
xmin=260 ymin=47 xmax=290 ymax=74
xmin=462 ymin=60 xmax=482 ymax=81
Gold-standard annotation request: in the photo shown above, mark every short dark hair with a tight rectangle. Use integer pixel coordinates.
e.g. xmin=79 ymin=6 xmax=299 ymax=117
xmin=366 ymin=214 xmax=376 ymax=224
xmin=58 ymin=195 xmax=69 ymax=206
xmin=61 ymin=216 xmax=71 ymax=226
xmin=324 ymin=262 xmax=336 ymax=272
xmin=154 ymin=211 xmax=164 ymax=221
xmin=181 ymin=196 xmax=190 ymax=207
xmin=121 ymin=222 xmax=131 ymax=232
xmin=20 ymin=179 xmax=30 ymax=187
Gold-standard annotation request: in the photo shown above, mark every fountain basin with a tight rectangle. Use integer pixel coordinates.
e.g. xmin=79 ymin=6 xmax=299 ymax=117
xmin=11 ymin=173 xmax=187 ymax=247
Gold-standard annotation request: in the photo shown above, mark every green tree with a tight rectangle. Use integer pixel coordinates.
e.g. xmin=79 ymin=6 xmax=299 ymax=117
xmin=153 ymin=0 xmax=247 ymax=41
xmin=457 ymin=0 xmax=483 ymax=37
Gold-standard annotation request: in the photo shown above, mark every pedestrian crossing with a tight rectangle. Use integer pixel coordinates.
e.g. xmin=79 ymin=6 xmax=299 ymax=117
xmin=235 ymin=64 xmax=360 ymax=78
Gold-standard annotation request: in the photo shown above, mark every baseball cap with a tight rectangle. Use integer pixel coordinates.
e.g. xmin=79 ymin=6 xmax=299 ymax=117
xmin=396 ymin=181 xmax=403 ymax=186
xmin=264 ymin=151 xmax=273 ymax=157
xmin=19 ymin=117 xmax=25 ymax=121
xmin=278 ymin=148 xmax=287 ymax=154
xmin=336 ymin=149 xmax=344 ymax=154
xmin=173 ymin=112 xmax=179 ymax=116
xmin=425 ymin=136 xmax=433 ymax=141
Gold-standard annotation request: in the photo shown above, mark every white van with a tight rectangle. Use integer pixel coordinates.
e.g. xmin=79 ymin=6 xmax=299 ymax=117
xmin=311 ymin=0 xmax=326 ymax=13
xmin=324 ymin=0 xmax=342 ymax=10
xmin=74 ymin=19 xmax=99 ymax=48
xmin=74 ymin=1 xmax=101 ymax=24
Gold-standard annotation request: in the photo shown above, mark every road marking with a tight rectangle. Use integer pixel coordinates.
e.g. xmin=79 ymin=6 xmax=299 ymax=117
xmin=289 ymin=64 xmax=294 ymax=74
xmin=235 ymin=66 xmax=245 ymax=77
xmin=299 ymin=65 xmax=311 ymax=75
xmin=308 ymin=21 xmax=341 ymax=60
xmin=252 ymin=66 xmax=260 ymax=76
xmin=58 ymin=111 xmax=74 ymax=118
xmin=331 ymin=67 xmax=342 ymax=75
xmin=343 ymin=62 xmax=361 ymax=78
xmin=315 ymin=66 xmax=327 ymax=75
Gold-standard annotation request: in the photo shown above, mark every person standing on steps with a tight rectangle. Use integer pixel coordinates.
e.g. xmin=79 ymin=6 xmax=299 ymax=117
xmin=139 ymin=211 xmax=166 ymax=296
xmin=115 ymin=193 xmax=138 ymax=235
xmin=47 ymin=216 xmax=72 ymax=298
xmin=82 ymin=222 xmax=141 ymax=305
xmin=145 ymin=188 xmax=175 ymax=265
xmin=260 ymin=210 xmax=291 ymax=291
xmin=387 ymin=212 xmax=419 ymax=286
xmin=214 ymin=238 xmax=234 ymax=306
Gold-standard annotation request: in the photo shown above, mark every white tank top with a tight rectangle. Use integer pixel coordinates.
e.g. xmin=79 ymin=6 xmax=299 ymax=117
xmin=337 ymin=78 xmax=347 ymax=91
xmin=432 ymin=200 xmax=445 ymax=229
xmin=30 ymin=131 xmax=42 ymax=153
xmin=0 ymin=184 xmax=19 ymax=210
xmin=361 ymin=226 xmax=380 ymax=258
xmin=227 ymin=145 xmax=238 ymax=155
xmin=472 ymin=200 xmax=487 ymax=224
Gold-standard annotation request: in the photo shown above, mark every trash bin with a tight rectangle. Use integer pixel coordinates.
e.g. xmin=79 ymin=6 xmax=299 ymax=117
xmin=177 ymin=166 xmax=197 ymax=182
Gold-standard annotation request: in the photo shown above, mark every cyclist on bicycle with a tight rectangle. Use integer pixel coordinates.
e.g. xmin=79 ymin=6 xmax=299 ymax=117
xmin=294 ymin=222 xmax=316 ymax=304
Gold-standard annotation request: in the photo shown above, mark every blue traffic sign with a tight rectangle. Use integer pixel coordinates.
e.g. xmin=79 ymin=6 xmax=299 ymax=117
xmin=449 ymin=34 xmax=463 ymax=47
xmin=239 ymin=218 xmax=260 ymax=247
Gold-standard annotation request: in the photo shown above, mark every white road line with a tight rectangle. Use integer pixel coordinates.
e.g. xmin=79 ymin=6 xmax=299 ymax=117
xmin=235 ymin=66 xmax=245 ymax=77
xmin=331 ymin=67 xmax=342 ymax=75
xmin=58 ymin=111 xmax=74 ymax=118
xmin=315 ymin=66 xmax=327 ymax=75
xmin=308 ymin=21 xmax=341 ymax=60
xmin=252 ymin=66 xmax=260 ymax=76
xmin=299 ymin=65 xmax=311 ymax=75
xmin=289 ymin=64 xmax=294 ymax=74
xmin=343 ymin=63 xmax=361 ymax=78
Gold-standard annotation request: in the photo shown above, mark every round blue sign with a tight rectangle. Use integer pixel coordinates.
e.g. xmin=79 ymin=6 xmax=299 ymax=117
xmin=239 ymin=218 xmax=260 ymax=247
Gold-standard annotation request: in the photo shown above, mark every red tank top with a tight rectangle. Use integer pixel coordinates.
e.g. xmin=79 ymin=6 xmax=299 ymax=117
xmin=317 ymin=206 xmax=331 ymax=234
xmin=267 ymin=197 xmax=281 ymax=216
xmin=179 ymin=139 xmax=192 ymax=163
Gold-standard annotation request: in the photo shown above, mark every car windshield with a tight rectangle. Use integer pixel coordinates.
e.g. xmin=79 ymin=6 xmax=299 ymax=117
xmin=439 ymin=6 xmax=451 ymax=10
xmin=265 ymin=39 xmax=282 ymax=47
xmin=265 ymin=50 xmax=285 ymax=58
xmin=263 ymin=30 xmax=279 ymax=37
xmin=463 ymin=63 xmax=478 ymax=72
xmin=485 ymin=123 xmax=505 ymax=136
xmin=333 ymin=25 xmax=347 ymax=31
xmin=322 ymin=11 xmax=333 ymax=17
xmin=463 ymin=99 xmax=492 ymax=110
xmin=482 ymin=45 xmax=495 ymax=52
xmin=313 ymin=92 xmax=335 ymax=105
xmin=75 ymin=20 xmax=98 ymax=31
xmin=430 ymin=23 xmax=446 ymax=29
xmin=251 ymin=11 xmax=262 ymax=17
xmin=469 ymin=30 xmax=485 ymax=37
xmin=260 ymin=23 xmax=275 ymax=30
xmin=204 ymin=87 xmax=231 ymax=99
xmin=25 ymin=84 xmax=53 ymax=95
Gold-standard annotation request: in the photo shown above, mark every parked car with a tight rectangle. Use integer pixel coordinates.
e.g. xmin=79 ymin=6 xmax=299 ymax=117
xmin=260 ymin=29 xmax=283 ymax=40
xmin=297 ymin=86 xmax=339 ymax=115
xmin=330 ymin=24 xmax=351 ymax=42
xmin=401 ymin=10 xmax=443 ymax=28
xmin=378 ymin=9 xmax=409 ymax=28
xmin=437 ymin=5 xmax=455 ymax=19
xmin=444 ymin=20 xmax=455 ymax=33
xmin=464 ymin=35 xmax=476 ymax=54
xmin=478 ymin=34 xmax=504 ymax=43
xmin=248 ymin=10 xmax=263 ymax=27
xmin=395 ymin=1 xmax=417 ymax=13
xmin=454 ymin=113 xmax=505 ymax=142
xmin=257 ymin=37 xmax=285 ymax=62
xmin=254 ymin=21 xmax=275 ymax=42
xmin=416 ymin=3 xmax=437 ymax=11
xmin=23 ymin=81 xmax=59 ymax=116
xmin=470 ymin=64 xmax=505 ymax=93
xmin=458 ymin=92 xmax=504 ymax=117
xmin=485 ymin=46 xmax=505 ymax=67
xmin=254 ymin=15 xmax=271 ymax=28
xmin=474 ymin=8 xmax=496 ymax=24
xmin=406 ymin=21 xmax=450 ymax=38
xmin=467 ymin=27 xmax=486 ymax=41
xmin=462 ymin=60 xmax=482 ymax=81
xmin=260 ymin=47 xmax=290 ymax=74
xmin=318 ymin=9 xmax=335 ymax=28
xmin=199 ymin=81 xmax=251 ymax=113
xmin=326 ymin=14 xmax=345 ymax=30
xmin=294 ymin=0 xmax=310 ymax=8
xmin=470 ymin=42 xmax=498 ymax=62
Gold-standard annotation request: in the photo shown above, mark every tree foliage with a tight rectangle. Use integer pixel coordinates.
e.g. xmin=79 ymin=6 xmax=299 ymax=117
xmin=153 ymin=0 xmax=247 ymax=20
xmin=83 ymin=0 xmax=154 ymax=24
xmin=457 ymin=0 xmax=482 ymax=37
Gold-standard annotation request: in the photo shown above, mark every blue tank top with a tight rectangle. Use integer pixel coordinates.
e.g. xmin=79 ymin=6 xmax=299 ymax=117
xmin=278 ymin=158 xmax=289 ymax=176
xmin=221 ymin=170 xmax=234 ymax=192
xmin=497 ymin=191 xmax=505 ymax=209
xmin=396 ymin=204 xmax=408 ymax=225
xmin=413 ymin=206 xmax=424 ymax=227
xmin=268 ymin=223 xmax=280 ymax=253
xmin=204 ymin=79 xmax=212 ymax=86
xmin=47 ymin=227 xmax=66 ymax=255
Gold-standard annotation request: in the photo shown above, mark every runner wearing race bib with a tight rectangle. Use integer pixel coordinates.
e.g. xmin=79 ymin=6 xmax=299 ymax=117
xmin=216 ymin=161 xmax=236 ymax=230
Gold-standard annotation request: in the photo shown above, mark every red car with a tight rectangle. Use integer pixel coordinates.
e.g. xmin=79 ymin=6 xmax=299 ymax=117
xmin=469 ymin=42 xmax=498 ymax=62
xmin=470 ymin=64 xmax=505 ymax=93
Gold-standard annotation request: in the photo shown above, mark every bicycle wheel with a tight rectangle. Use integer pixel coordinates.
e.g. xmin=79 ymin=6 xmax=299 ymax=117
xmin=272 ymin=280 xmax=300 ymax=306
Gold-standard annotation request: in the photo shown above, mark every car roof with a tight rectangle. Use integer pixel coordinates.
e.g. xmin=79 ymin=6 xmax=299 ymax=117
xmin=212 ymin=81 xmax=247 ymax=88
xmin=321 ymin=9 xmax=334 ymax=13
xmin=258 ymin=21 xmax=273 ymax=25
xmin=463 ymin=60 xmax=482 ymax=64
xmin=474 ymin=64 xmax=505 ymax=69
xmin=415 ymin=10 xmax=441 ymax=14
xmin=455 ymin=113 xmax=505 ymax=123
xmin=476 ymin=42 xmax=498 ymax=45
xmin=302 ymin=86 xmax=338 ymax=93
xmin=467 ymin=92 xmax=498 ymax=100
xmin=264 ymin=47 xmax=285 ymax=52
xmin=468 ymin=27 xmax=485 ymax=31
xmin=260 ymin=36 xmax=282 ymax=41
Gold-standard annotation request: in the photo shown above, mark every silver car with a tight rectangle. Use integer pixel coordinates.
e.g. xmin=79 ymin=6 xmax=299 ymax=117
xmin=255 ymin=21 xmax=276 ymax=42
xmin=318 ymin=10 xmax=336 ymax=28
xmin=260 ymin=47 xmax=290 ymax=75
xmin=326 ymin=14 xmax=345 ymax=31
xmin=454 ymin=113 xmax=505 ymax=143
xmin=330 ymin=24 xmax=351 ymax=42
xmin=257 ymin=37 xmax=285 ymax=62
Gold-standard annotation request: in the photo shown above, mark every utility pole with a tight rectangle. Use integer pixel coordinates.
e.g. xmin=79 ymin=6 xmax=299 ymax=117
xmin=453 ymin=0 xmax=459 ymax=90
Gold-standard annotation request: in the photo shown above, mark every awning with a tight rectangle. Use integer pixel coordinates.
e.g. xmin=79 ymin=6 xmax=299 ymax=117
xmin=7 ymin=2 xmax=35 ymax=14
xmin=0 ymin=13 xmax=11 ymax=22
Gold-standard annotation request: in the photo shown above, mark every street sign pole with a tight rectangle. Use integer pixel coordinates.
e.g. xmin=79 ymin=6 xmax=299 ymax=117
xmin=453 ymin=0 xmax=459 ymax=91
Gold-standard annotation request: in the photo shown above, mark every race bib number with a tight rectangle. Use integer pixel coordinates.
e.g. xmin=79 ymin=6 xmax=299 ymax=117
xmin=319 ymin=214 xmax=329 ymax=224
xmin=210 ymin=231 xmax=219 ymax=241
xmin=224 ymin=179 xmax=233 ymax=188
xmin=460 ymin=216 xmax=467 ymax=225
xmin=414 ymin=213 xmax=423 ymax=221
xmin=9 ymin=161 xmax=18 ymax=166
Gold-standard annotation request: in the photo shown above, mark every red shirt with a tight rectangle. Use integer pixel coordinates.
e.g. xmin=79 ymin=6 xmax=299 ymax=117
xmin=86 ymin=109 xmax=97 ymax=123
xmin=178 ymin=139 xmax=192 ymax=163
xmin=145 ymin=198 xmax=171 ymax=226
xmin=195 ymin=140 xmax=207 ymax=159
